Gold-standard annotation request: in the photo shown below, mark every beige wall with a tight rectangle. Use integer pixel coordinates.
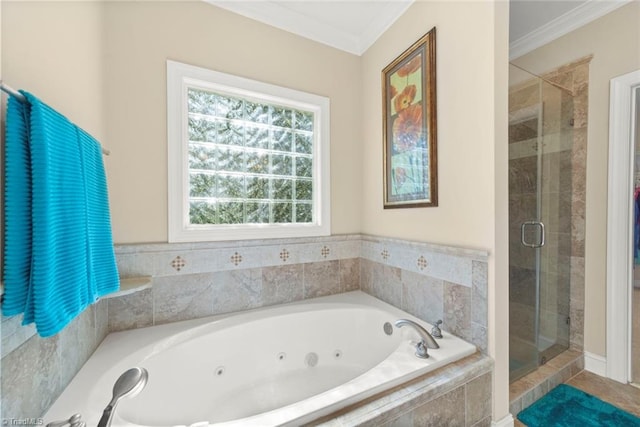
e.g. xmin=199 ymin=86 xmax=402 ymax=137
xmin=103 ymin=1 xmax=362 ymax=243
xmin=361 ymin=1 xmax=500 ymax=251
xmin=2 ymin=1 xmax=105 ymax=142
xmin=2 ymin=1 xmax=362 ymax=244
xmin=360 ymin=0 xmax=510 ymax=421
xmin=512 ymin=1 xmax=640 ymax=358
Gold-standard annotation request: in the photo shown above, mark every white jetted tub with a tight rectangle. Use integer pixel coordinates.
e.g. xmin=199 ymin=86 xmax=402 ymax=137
xmin=44 ymin=291 xmax=476 ymax=427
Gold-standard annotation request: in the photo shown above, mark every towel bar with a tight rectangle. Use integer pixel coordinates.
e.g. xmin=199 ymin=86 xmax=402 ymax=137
xmin=0 ymin=81 xmax=111 ymax=155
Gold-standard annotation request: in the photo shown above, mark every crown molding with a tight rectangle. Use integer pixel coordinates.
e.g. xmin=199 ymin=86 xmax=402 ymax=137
xmin=509 ymin=0 xmax=633 ymax=60
xmin=205 ymin=0 xmax=413 ymax=56
xmin=357 ymin=1 xmax=414 ymax=54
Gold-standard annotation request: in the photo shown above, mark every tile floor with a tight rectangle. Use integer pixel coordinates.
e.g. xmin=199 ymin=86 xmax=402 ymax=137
xmin=514 ymin=370 xmax=640 ymax=426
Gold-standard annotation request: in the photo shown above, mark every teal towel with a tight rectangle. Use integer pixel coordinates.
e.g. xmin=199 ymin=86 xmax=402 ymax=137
xmin=3 ymin=91 xmax=119 ymax=337
xmin=3 ymin=96 xmax=33 ymax=317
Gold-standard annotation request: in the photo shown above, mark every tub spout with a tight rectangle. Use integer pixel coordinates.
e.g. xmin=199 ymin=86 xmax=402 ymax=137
xmin=394 ymin=319 xmax=440 ymax=359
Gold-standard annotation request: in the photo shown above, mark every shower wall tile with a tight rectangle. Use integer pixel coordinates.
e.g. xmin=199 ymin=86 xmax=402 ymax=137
xmin=571 ymin=192 xmax=586 ymax=257
xmin=570 ymin=256 xmax=586 ymax=349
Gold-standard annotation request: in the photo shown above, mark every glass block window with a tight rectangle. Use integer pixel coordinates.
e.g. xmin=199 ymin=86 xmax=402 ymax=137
xmin=187 ymin=88 xmax=315 ymax=225
xmin=167 ymin=61 xmax=330 ymax=242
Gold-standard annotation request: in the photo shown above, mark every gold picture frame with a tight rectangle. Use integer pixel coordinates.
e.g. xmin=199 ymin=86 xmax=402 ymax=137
xmin=382 ymin=28 xmax=437 ymax=208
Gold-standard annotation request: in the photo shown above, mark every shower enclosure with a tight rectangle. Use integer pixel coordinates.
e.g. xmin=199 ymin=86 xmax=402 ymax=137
xmin=509 ymin=64 xmax=574 ymax=383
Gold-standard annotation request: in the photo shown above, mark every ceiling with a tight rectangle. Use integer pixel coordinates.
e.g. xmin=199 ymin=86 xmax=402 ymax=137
xmin=207 ymin=0 xmax=632 ymax=58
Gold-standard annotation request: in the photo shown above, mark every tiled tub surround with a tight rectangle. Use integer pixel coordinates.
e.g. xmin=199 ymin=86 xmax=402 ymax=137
xmin=314 ymin=353 xmax=493 ymax=427
xmin=360 ymin=236 xmax=489 ymax=354
xmin=1 ymin=300 xmax=109 ymax=420
xmin=1 ymin=233 xmax=490 ymax=422
xmin=110 ymin=234 xmax=489 ymax=355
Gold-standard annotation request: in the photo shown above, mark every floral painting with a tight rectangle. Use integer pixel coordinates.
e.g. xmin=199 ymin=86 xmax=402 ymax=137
xmin=383 ymin=28 xmax=437 ymax=208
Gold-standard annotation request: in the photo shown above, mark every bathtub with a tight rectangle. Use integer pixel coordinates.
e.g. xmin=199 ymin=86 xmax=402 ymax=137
xmin=44 ymin=291 xmax=476 ymax=427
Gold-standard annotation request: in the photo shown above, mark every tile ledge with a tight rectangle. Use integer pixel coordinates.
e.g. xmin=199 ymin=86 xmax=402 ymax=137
xmin=360 ymin=234 xmax=490 ymax=260
xmin=101 ymin=276 xmax=153 ymax=299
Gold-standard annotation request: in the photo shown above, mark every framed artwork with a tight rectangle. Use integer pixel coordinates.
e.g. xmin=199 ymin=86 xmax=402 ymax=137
xmin=382 ymin=27 xmax=437 ymax=208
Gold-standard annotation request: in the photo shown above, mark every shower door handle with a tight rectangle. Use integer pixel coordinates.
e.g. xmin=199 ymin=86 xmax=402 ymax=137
xmin=521 ymin=221 xmax=545 ymax=248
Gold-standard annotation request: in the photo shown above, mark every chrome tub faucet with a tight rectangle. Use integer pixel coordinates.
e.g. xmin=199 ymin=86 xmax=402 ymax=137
xmin=395 ymin=319 xmax=440 ymax=359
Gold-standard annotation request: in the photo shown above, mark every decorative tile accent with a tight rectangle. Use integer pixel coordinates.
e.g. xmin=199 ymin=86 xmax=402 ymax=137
xmin=170 ymin=255 xmax=186 ymax=271
xmin=321 ymin=245 xmax=330 ymax=258
xmin=360 ymin=237 xmax=485 ymax=287
xmin=230 ymin=252 xmax=243 ymax=266
xmin=417 ymin=255 xmax=428 ymax=270
xmin=279 ymin=248 xmax=290 ymax=262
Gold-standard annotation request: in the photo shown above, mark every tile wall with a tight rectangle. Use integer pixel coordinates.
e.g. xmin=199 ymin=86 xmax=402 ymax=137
xmin=1 ymin=300 xmax=108 ymax=421
xmin=1 ymin=233 xmax=490 ymax=421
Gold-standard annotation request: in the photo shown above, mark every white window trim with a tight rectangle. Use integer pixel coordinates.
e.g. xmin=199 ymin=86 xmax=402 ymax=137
xmin=167 ymin=60 xmax=330 ymax=242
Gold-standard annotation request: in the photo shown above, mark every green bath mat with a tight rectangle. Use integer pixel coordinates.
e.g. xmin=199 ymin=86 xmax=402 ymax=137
xmin=517 ymin=384 xmax=640 ymax=427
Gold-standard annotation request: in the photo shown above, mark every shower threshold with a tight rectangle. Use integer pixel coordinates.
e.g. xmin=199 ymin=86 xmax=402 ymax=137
xmin=509 ymin=349 xmax=584 ymax=416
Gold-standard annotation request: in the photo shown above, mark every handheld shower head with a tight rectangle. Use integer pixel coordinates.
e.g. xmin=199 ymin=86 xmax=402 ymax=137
xmin=97 ymin=367 xmax=149 ymax=427
xmin=112 ymin=367 xmax=148 ymax=399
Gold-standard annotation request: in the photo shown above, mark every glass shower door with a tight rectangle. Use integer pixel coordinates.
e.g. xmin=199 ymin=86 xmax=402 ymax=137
xmin=509 ymin=89 xmax=543 ymax=382
xmin=509 ymin=64 xmax=573 ymax=383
